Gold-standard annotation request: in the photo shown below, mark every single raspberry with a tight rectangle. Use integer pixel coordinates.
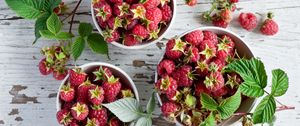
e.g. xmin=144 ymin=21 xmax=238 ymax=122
xmin=194 ymin=80 xmax=212 ymax=96
xmin=132 ymin=24 xmax=149 ymax=40
xmin=166 ymin=90 xmax=181 ymax=102
xmin=39 ymin=58 xmax=53 ymax=75
xmin=219 ymin=9 xmax=232 ymax=23
xmin=239 ymin=12 xmax=258 ymax=31
xmin=53 ymin=68 xmax=68 ymax=80
xmin=123 ymin=33 xmax=139 ymax=46
xmin=89 ymin=105 xmax=108 ymax=126
xmin=165 ymin=38 xmax=187 ymax=59
xmin=195 ymin=60 xmax=209 ymax=77
xmin=113 ymin=2 xmax=130 ymax=18
xmin=130 ymin=4 xmax=146 ymax=19
xmin=216 ymin=36 xmax=235 ymax=60
xmin=56 ymin=109 xmax=72 ymax=125
xmin=125 ymin=0 xmax=139 ymax=4
xmin=184 ymin=30 xmax=204 ymax=46
xmin=185 ymin=0 xmax=197 ymax=6
xmin=109 ymin=0 xmax=122 ymax=4
xmin=77 ymin=80 xmax=96 ymax=103
xmin=62 ymin=101 xmax=74 ymax=110
xmin=155 ymin=76 xmax=178 ymax=94
xmin=146 ymin=7 xmax=162 ymax=24
xmin=102 ymin=75 xmax=122 ymax=102
xmin=225 ymin=72 xmax=242 ymax=89
xmin=160 ymin=0 xmax=170 ymax=7
xmin=198 ymin=40 xmax=217 ymax=61
xmin=69 ymin=119 xmax=79 ymax=126
xmin=96 ymin=17 xmax=107 ymax=29
xmin=203 ymin=31 xmax=218 ymax=45
xmin=183 ymin=46 xmax=200 ymax=63
xmin=204 ymin=72 xmax=225 ymax=92
xmin=123 ymin=16 xmax=139 ymax=30
xmin=94 ymin=2 xmax=112 ymax=21
xmin=71 ymin=102 xmax=89 ymax=121
xmin=86 ymin=118 xmax=100 ymax=126
xmin=88 ymin=86 xmax=105 ymax=105
xmin=148 ymin=22 xmax=159 ymax=31
xmin=209 ymin=58 xmax=226 ymax=72
xmin=172 ymin=65 xmax=194 ymax=87
xmin=103 ymin=29 xmax=120 ymax=42
xmin=69 ymin=68 xmax=87 ymax=87
xmin=260 ymin=12 xmax=278 ymax=36
xmin=142 ymin=0 xmax=160 ymax=9
xmin=212 ymin=14 xmax=229 ymax=28
xmin=161 ymin=102 xmax=179 ymax=119
xmin=220 ymin=35 xmax=235 ymax=49
xmin=60 ymin=83 xmax=75 ymax=102
xmin=92 ymin=66 xmax=113 ymax=84
xmin=161 ymin=4 xmax=172 ymax=23
xmin=212 ymin=86 xmax=228 ymax=97
xmin=230 ymin=0 xmax=238 ymax=3
xmin=157 ymin=59 xmax=175 ymax=76
xmin=107 ymin=17 xmax=123 ymax=30
xmin=108 ymin=117 xmax=121 ymax=126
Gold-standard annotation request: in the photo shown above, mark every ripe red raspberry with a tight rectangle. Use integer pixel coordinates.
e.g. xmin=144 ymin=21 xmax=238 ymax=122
xmin=69 ymin=68 xmax=87 ymax=87
xmin=62 ymin=102 xmax=74 ymax=110
xmin=194 ymin=80 xmax=212 ymax=96
xmin=94 ymin=2 xmax=112 ymax=21
xmin=146 ymin=7 xmax=162 ymax=24
xmin=184 ymin=30 xmax=204 ymax=46
xmin=142 ymin=0 xmax=160 ymax=9
xmin=88 ymin=86 xmax=105 ymax=105
xmin=77 ymin=80 xmax=96 ymax=103
xmin=130 ymin=4 xmax=146 ymax=19
xmin=165 ymin=39 xmax=187 ymax=59
xmin=212 ymin=14 xmax=229 ymax=28
xmin=71 ymin=102 xmax=89 ymax=121
xmin=155 ymin=76 xmax=178 ymax=94
xmin=123 ymin=33 xmax=139 ymax=46
xmin=109 ymin=0 xmax=122 ymax=4
xmin=220 ymin=35 xmax=235 ymax=49
xmin=148 ymin=22 xmax=159 ymax=31
xmin=161 ymin=4 xmax=172 ymax=23
xmin=209 ymin=58 xmax=226 ymax=72
xmin=185 ymin=0 xmax=197 ymax=6
xmin=60 ymin=84 xmax=75 ymax=102
xmin=103 ymin=29 xmax=120 ymax=42
xmin=126 ymin=0 xmax=139 ymax=4
xmin=219 ymin=9 xmax=232 ymax=23
xmin=195 ymin=60 xmax=209 ymax=77
xmin=203 ymin=31 xmax=218 ymax=45
xmin=239 ymin=12 xmax=258 ymax=31
xmin=89 ymin=105 xmax=108 ymax=126
xmin=198 ymin=40 xmax=217 ymax=61
xmin=113 ymin=2 xmax=130 ymax=18
xmin=53 ymin=68 xmax=68 ymax=80
xmin=204 ymin=72 xmax=225 ymax=92
xmin=230 ymin=0 xmax=238 ymax=3
xmin=172 ymin=65 xmax=194 ymax=87
xmin=39 ymin=58 xmax=53 ymax=75
xmin=91 ymin=66 xmax=113 ymax=84
xmin=96 ymin=17 xmax=107 ymax=29
xmin=123 ymin=16 xmax=139 ymax=30
xmin=103 ymin=75 xmax=122 ymax=102
xmin=184 ymin=46 xmax=200 ymax=63
xmin=157 ymin=59 xmax=175 ymax=76
xmin=108 ymin=117 xmax=121 ymax=126
xmin=69 ymin=119 xmax=79 ymax=126
xmin=107 ymin=17 xmax=123 ymax=30
xmin=212 ymin=86 xmax=228 ymax=97
xmin=216 ymin=37 xmax=235 ymax=60
xmin=132 ymin=24 xmax=149 ymax=39
xmin=260 ymin=12 xmax=278 ymax=36
xmin=166 ymin=90 xmax=180 ymax=101
xmin=161 ymin=102 xmax=179 ymax=118
xmin=86 ymin=118 xmax=100 ymax=126
xmin=56 ymin=109 xmax=72 ymax=125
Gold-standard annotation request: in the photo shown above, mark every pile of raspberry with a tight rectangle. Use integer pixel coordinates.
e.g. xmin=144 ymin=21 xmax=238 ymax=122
xmin=56 ymin=67 xmax=135 ymax=126
xmin=155 ymin=30 xmax=243 ymax=125
xmin=92 ymin=0 xmax=173 ymax=46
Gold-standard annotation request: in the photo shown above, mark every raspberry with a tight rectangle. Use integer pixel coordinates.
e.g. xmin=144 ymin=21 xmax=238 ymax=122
xmin=71 ymin=102 xmax=89 ymax=121
xmin=109 ymin=0 xmax=122 ymax=4
xmin=183 ymin=46 xmax=199 ymax=63
xmin=60 ymin=84 xmax=75 ymax=102
xmin=161 ymin=4 xmax=172 ymax=23
xmin=194 ymin=80 xmax=212 ymax=96
xmin=239 ymin=12 xmax=257 ymax=31
xmin=39 ymin=58 xmax=53 ymax=75
xmin=123 ymin=33 xmax=139 ymax=46
xmin=56 ymin=109 xmax=72 ymax=125
xmin=161 ymin=102 xmax=179 ymax=118
xmin=260 ymin=12 xmax=278 ymax=36
xmin=146 ymin=7 xmax=162 ymax=24
xmin=108 ymin=117 xmax=121 ymax=126
xmin=157 ymin=59 xmax=175 ymax=76
xmin=103 ymin=75 xmax=122 ymax=102
xmin=165 ymin=39 xmax=187 ymax=59
xmin=185 ymin=0 xmax=197 ymax=6
xmin=184 ymin=30 xmax=204 ymax=46
xmin=195 ymin=60 xmax=209 ymax=77
xmin=77 ymin=80 xmax=96 ymax=103
xmin=130 ymin=4 xmax=146 ymax=19
xmin=123 ymin=16 xmax=139 ymax=30
xmin=89 ymin=105 xmax=108 ymax=126
xmin=125 ymin=0 xmax=139 ymax=4
xmin=103 ymin=29 xmax=120 ymax=42
xmin=198 ymin=40 xmax=217 ymax=61
xmin=113 ymin=2 xmax=130 ymax=18
xmin=86 ymin=118 xmax=100 ymax=126
xmin=209 ymin=58 xmax=226 ymax=72
xmin=204 ymin=72 xmax=225 ymax=92
xmin=69 ymin=68 xmax=87 ymax=87
xmin=142 ymin=0 xmax=160 ymax=9
xmin=107 ymin=17 xmax=123 ymax=30
xmin=96 ymin=17 xmax=107 ymax=29
xmin=94 ymin=2 xmax=112 ymax=21
xmin=88 ymin=86 xmax=105 ymax=105
xmin=212 ymin=86 xmax=228 ymax=97
xmin=155 ymin=76 xmax=178 ymax=94
xmin=212 ymin=14 xmax=228 ymax=28
xmin=172 ymin=65 xmax=194 ymax=87
xmin=53 ymin=68 xmax=68 ymax=80
xmin=219 ymin=9 xmax=232 ymax=23
xmin=203 ymin=31 xmax=218 ymax=45
xmin=132 ymin=24 xmax=149 ymax=39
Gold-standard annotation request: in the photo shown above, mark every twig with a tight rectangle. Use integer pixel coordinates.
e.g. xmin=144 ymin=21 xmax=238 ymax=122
xmin=276 ymin=105 xmax=295 ymax=111
xmin=68 ymin=0 xmax=83 ymax=33
xmin=264 ymin=90 xmax=285 ymax=106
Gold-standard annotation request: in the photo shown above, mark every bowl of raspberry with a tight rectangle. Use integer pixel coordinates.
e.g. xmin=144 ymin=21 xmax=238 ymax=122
xmin=91 ymin=0 xmax=176 ymax=49
xmin=56 ymin=62 xmax=139 ymax=125
xmin=154 ymin=26 xmax=256 ymax=125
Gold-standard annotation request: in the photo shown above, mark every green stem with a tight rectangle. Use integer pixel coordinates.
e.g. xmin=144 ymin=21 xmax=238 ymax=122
xmin=264 ymin=90 xmax=284 ymax=106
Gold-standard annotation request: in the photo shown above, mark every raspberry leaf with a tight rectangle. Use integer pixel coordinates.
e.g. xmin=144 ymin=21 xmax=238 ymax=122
xmin=55 ymin=32 xmax=74 ymax=40
xmin=103 ymin=98 xmax=143 ymax=122
xmin=200 ymin=93 xmax=218 ymax=111
xmin=79 ymin=23 xmax=93 ymax=37
xmin=200 ymin=113 xmax=216 ymax=126
xmin=87 ymin=33 xmax=109 ymax=56
xmin=34 ymin=12 xmax=51 ymax=44
xmin=5 ymin=0 xmax=44 ymax=19
xmin=71 ymin=37 xmax=85 ymax=61
xmin=252 ymin=95 xmax=276 ymax=124
xmin=217 ymin=91 xmax=241 ymax=119
xmin=39 ymin=30 xmax=56 ymax=39
xmin=47 ymin=13 xmax=62 ymax=34
xmin=226 ymin=58 xmax=268 ymax=97
xmin=43 ymin=0 xmax=62 ymax=12
xmin=135 ymin=117 xmax=152 ymax=126
xmin=271 ymin=69 xmax=289 ymax=97
xmin=146 ymin=92 xmax=156 ymax=114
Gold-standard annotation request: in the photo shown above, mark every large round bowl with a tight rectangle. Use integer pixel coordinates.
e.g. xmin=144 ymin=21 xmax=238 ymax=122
xmin=56 ymin=62 xmax=139 ymax=111
xmin=155 ymin=26 xmax=256 ymax=126
xmin=91 ymin=0 xmax=177 ymax=49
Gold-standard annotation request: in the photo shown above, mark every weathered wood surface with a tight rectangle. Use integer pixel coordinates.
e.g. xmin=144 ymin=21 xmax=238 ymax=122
xmin=0 ymin=0 xmax=300 ymax=125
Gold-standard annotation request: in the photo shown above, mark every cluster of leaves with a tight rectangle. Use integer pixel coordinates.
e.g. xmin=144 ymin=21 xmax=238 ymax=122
xmin=5 ymin=0 xmax=108 ymax=61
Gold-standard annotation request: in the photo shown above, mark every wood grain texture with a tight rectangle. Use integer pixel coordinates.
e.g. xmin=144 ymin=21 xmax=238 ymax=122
xmin=0 ymin=0 xmax=300 ymax=125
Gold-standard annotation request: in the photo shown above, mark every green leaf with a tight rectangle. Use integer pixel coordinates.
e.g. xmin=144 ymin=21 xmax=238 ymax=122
xmin=102 ymin=98 xmax=143 ymax=122
xmin=55 ymin=32 xmax=74 ymax=40
xmin=200 ymin=93 xmax=218 ymax=111
xmin=227 ymin=58 xmax=268 ymax=97
xmin=44 ymin=0 xmax=61 ymax=12
xmin=135 ymin=117 xmax=152 ymax=126
xmin=5 ymin=0 xmax=44 ymax=19
xmin=218 ymin=91 xmax=241 ymax=119
xmin=271 ymin=69 xmax=289 ymax=97
xmin=79 ymin=23 xmax=93 ymax=37
xmin=252 ymin=95 xmax=276 ymax=124
xmin=39 ymin=30 xmax=56 ymax=39
xmin=87 ymin=33 xmax=108 ymax=55
xmin=46 ymin=13 xmax=62 ymax=34
xmin=33 ymin=12 xmax=51 ymax=44
xmin=71 ymin=37 xmax=85 ymax=61
xmin=185 ymin=94 xmax=196 ymax=108
xmin=200 ymin=113 xmax=216 ymax=126
xmin=146 ymin=92 xmax=156 ymax=114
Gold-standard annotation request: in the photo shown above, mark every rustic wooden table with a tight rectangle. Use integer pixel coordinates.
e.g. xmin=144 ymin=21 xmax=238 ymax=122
xmin=0 ymin=0 xmax=300 ymax=125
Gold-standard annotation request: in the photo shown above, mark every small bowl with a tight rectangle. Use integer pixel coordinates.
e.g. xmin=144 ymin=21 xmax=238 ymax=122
xmin=56 ymin=62 xmax=140 ymax=111
xmin=91 ymin=0 xmax=177 ymax=49
xmin=155 ymin=26 xmax=256 ymax=126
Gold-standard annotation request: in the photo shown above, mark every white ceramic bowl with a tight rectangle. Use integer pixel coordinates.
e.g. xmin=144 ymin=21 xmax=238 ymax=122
xmin=155 ymin=27 xmax=256 ymax=126
xmin=56 ymin=62 xmax=139 ymax=111
xmin=91 ymin=0 xmax=177 ymax=49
